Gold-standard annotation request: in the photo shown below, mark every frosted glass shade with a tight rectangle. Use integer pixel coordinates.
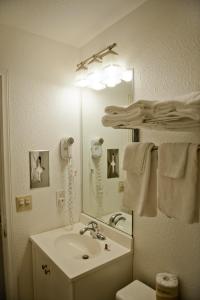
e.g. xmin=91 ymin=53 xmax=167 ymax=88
xmin=88 ymin=82 xmax=106 ymax=90
xmin=75 ymin=65 xmax=133 ymax=90
xmin=122 ymin=69 xmax=133 ymax=82
xmin=75 ymin=78 xmax=88 ymax=87
xmin=102 ymin=64 xmax=122 ymax=87
xmin=87 ymin=71 xmax=105 ymax=90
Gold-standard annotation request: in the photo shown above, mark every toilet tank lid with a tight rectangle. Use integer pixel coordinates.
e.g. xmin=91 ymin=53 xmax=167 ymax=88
xmin=116 ymin=280 xmax=155 ymax=300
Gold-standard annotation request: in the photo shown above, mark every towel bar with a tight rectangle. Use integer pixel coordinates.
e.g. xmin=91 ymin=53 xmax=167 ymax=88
xmin=152 ymin=145 xmax=200 ymax=151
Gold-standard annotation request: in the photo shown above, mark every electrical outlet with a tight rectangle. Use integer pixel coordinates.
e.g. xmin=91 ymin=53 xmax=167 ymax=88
xmin=56 ymin=190 xmax=65 ymax=209
xmin=16 ymin=195 xmax=32 ymax=212
xmin=118 ymin=181 xmax=125 ymax=193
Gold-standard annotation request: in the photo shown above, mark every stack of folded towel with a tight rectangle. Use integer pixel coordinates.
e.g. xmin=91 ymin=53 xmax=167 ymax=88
xmin=123 ymin=142 xmax=199 ymax=223
xmin=102 ymin=91 xmax=200 ymax=130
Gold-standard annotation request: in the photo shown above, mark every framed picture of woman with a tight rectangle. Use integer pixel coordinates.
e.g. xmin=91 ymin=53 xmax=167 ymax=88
xmin=29 ymin=150 xmax=49 ymax=188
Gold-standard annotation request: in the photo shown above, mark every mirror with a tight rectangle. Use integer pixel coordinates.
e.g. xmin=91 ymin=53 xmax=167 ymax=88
xmin=81 ymin=77 xmax=134 ymax=235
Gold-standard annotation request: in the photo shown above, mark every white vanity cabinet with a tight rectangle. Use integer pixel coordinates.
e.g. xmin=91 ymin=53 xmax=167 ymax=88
xmin=32 ymin=244 xmax=73 ymax=300
xmin=31 ymin=223 xmax=133 ymax=300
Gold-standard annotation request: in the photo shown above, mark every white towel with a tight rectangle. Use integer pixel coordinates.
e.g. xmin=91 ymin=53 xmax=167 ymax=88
xmin=158 ymin=143 xmax=199 ymax=223
xmin=103 ymin=115 xmax=200 ymax=130
xmin=158 ymin=143 xmax=189 ymax=178
xmin=123 ymin=143 xmax=157 ymax=217
xmin=145 ymin=118 xmax=200 ymax=130
xmin=104 ymin=91 xmax=200 ymax=115
xmin=102 ymin=108 xmax=144 ymax=128
xmin=104 ymin=100 xmax=156 ymax=115
xmin=102 ymin=91 xmax=200 ymax=130
xmin=123 ymin=143 xmax=154 ymax=174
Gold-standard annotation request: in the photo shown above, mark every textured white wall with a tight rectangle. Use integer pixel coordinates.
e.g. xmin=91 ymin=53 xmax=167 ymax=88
xmin=81 ymin=0 xmax=200 ymax=299
xmin=0 ymin=25 xmax=81 ymax=300
xmin=1 ymin=0 xmax=200 ymax=299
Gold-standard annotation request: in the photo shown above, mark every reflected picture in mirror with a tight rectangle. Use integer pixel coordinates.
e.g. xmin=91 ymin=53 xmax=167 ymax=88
xmin=82 ymin=75 xmax=134 ymax=235
xmin=107 ymin=149 xmax=119 ymax=178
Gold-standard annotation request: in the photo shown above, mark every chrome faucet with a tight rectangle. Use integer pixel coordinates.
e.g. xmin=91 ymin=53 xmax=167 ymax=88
xmin=109 ymin=213 xmax=126 ymax=227
xmin=114 ymin=215 xmax=126 ymax=225
xmin=80 ymin=221 xmax=106 ymax=240
xmin=109 ymin=213 xmax=122 ymax=226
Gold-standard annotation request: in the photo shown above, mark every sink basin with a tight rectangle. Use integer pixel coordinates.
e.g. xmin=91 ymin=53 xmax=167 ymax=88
xmin=55 ymin=233 xmax=101 ymax=259
xmin=30 ymin=222 xmax=132 ymax=280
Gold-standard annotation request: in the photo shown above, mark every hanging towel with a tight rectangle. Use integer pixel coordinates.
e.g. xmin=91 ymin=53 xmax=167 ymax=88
xmin=123 ymin=143 xmax=153 ymax=174
xmin=158 ymin=143 xmax=199 ymax=223
xmin=123 ymin=143 xmax=157 ymax=217
xmin=158 ymin=143 xmax=189 ymax=178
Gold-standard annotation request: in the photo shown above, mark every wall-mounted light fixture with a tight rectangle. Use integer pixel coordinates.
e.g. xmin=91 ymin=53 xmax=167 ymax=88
xmin=75 ymin=43 xmax=133 ymax=90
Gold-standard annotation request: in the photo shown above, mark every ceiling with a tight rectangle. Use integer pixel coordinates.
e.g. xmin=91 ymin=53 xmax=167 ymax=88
xmin=0 ymin=0 xmax=147 ymax=48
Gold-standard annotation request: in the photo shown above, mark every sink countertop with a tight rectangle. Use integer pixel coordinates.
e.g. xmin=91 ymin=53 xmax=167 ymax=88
xmin=30 ymin=222 xmax=132 ymax=281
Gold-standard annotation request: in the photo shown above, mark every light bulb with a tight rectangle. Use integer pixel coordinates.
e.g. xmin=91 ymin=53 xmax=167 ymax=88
xmin=87 ymin=70 xmax=105 ymax=90
xmin=121 ymin=69 xmax=133 ymax=82
xmin=102 ymin=64 xmax=122 ymax=87
xmin=75 ymin=78 xmax=88 ymax=87
xmin=87 ymin=71 xmax=102 ymax=84
xmin=89 ymin=82 xmax=106 ymax=90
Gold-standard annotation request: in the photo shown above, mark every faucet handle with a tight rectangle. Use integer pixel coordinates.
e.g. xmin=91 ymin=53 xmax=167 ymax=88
xmin=96 ymin=232 xmax=106 ymax=240
xmin=88 ymin=221 xmax=98 ymax=230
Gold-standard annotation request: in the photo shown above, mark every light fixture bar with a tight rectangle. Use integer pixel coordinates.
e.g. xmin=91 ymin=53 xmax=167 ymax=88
xmin=76 ymin=43 xmax=118 ymax=71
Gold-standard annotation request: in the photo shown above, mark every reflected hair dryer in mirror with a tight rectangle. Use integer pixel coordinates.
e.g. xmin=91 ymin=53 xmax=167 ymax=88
xmin=60 ymin=137 xmax=74 ymax=160
xmin=91 ymin=137 xmax=104 ymax=158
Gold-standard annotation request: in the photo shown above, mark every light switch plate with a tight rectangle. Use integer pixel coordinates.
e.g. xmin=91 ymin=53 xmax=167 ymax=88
xmin=16 ymin=195 xmax=32 ymax=212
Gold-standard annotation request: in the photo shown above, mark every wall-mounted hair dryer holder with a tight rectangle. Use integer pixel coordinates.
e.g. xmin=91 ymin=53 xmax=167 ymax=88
xmin=60 ymin=137 xmax=74 ymax=161
xmin=91 ymin=137 xmax=104 ymax=158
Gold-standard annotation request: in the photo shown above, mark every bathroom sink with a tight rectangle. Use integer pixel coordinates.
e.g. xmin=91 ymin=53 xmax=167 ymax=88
xmin=54 ymin=233 xmax=101 ymax=259
xmin=30 ymin=222 xmax=132 ymax=280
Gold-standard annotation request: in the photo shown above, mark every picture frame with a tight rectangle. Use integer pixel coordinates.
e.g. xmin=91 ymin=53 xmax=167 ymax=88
xmin=29 ymin=150 xmax=50 ymax=189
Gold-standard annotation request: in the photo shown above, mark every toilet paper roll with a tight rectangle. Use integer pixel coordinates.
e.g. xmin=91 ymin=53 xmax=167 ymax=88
xmin=156 ymin=290 xmax=178 ymax=300
xmin=156 ymin=273 xmax=178 ymax=296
